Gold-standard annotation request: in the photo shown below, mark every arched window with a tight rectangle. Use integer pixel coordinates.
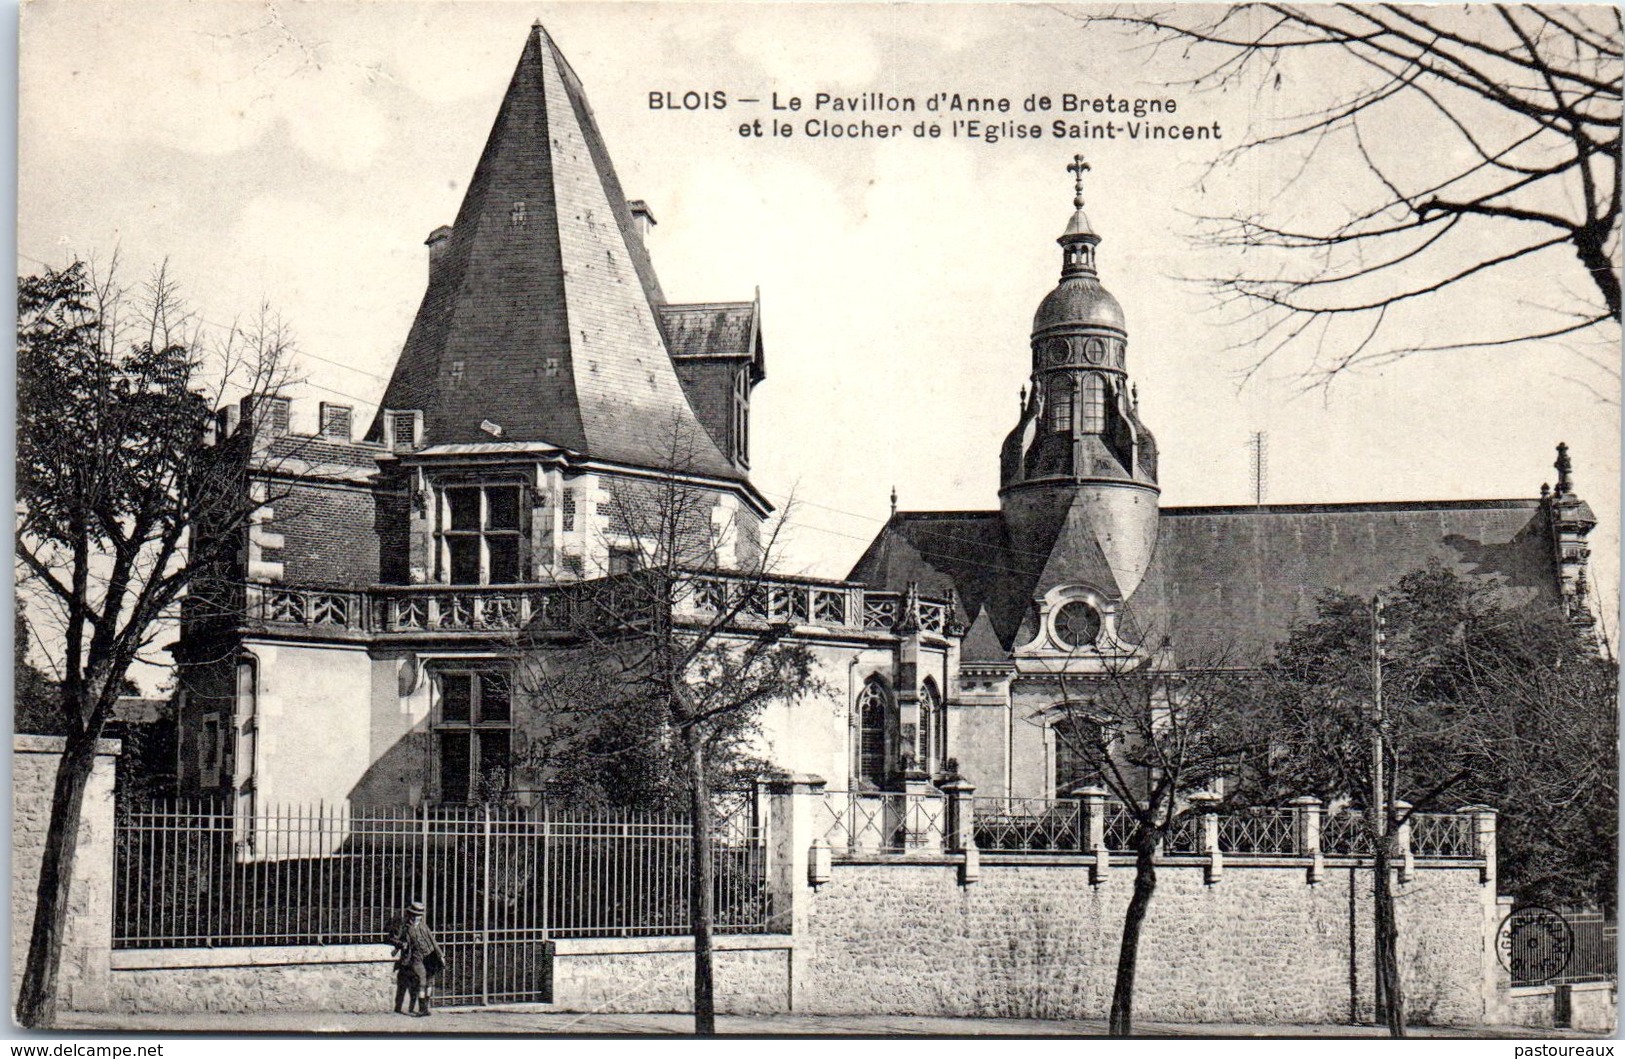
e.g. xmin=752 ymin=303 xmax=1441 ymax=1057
xmin=1048 ymin=375 xmax=1075 ymax=434
xmin=1080 ymin=374 xmax=1106 ymax=434
xmin=732 ymin=368 xmax=750 ymax=464
xmin=1053 ymin=714 xmax=1103 ymax=797
xmin=919 ymin=678 xmax=945 ymax=774
xmin=855 ymin=678 xmax=891 ymax=788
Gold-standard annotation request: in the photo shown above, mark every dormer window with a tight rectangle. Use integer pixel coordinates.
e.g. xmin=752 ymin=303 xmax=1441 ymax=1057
xmin=442 ymin=484 xmax=524 ymax=584
xmin=510 ymin=201 xmax=527 ymax=227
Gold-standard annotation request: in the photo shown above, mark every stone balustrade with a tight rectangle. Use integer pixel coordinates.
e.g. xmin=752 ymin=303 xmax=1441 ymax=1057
xmin=238 ymin=574 xmax=957 ymax=640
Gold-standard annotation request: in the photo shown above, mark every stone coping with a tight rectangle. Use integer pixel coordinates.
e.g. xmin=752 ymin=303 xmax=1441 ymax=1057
xmin=14 ymin=733 xmax=122 ymax=756
xmin=110 ymin=936 xmax=794 ymax=969
xmin=1511 ymin=982 xmax=1617 ymax=997
xmin=830 ymin=852 xmax=1485 ymax=869
xmin=111 ymin=944 xmax=393 ymax=970
xmin=552 ymin=934 xmax=793 ymax=956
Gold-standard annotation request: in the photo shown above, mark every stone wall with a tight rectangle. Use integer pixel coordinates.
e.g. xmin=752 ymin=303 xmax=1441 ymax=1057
xmin=797 ymin=854 xmax=1497 ymax=1027
xmin=109 ymin=946 xmax=393 ymax=1014
xmin=550 ymin=936 xmax=791 ymax=1014
xmin=12 ymin=735 xmax=121 ymax=1013
xmin=1508 ymin=982 xmax=1618 ymax=1034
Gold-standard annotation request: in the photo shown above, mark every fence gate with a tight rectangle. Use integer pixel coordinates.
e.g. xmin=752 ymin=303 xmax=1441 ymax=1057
xmin=420 ymin=808 xmax=553 ymax=1006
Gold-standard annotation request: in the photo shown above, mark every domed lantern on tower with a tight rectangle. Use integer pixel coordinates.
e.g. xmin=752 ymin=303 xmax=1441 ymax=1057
xmin=999 ymin=156 xmax=1162 ymax=603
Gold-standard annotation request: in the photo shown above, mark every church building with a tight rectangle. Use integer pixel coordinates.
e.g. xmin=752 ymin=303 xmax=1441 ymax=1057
xmin=172 ymin=24 xmax=1596 ymax=813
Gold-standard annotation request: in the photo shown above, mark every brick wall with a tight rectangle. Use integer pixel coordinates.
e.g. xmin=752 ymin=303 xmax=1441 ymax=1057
xmin=12 ymin=736 xmax=120 ymax=1013
xmin=267 ymin=480 xmax=382 ymax=586
xmin=798 ymin=857 xmax=1495 ymax=1026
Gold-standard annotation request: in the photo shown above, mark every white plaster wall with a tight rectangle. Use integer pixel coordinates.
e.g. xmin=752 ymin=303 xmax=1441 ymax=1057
xmin=247 ymin=641 xmax=377 ymax=808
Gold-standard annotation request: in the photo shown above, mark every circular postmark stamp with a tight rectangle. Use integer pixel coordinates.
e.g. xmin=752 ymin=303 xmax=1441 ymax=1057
xmin=1496 ymin=905 xmax=1574 ymax=984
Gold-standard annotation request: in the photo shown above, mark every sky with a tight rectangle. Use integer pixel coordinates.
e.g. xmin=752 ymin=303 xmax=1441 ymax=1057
xmin=17 ymin=2 xmax=1621 ymax=662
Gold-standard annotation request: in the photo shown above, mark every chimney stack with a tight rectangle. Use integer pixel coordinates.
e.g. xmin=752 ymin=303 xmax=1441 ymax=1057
xmin=425 ymin=225 xmax=453 ymax=282
xmin=627 ymin=200 xmax=657 ymax=241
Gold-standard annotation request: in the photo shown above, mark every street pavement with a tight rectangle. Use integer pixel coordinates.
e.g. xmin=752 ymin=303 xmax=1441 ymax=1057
xmin=50 ymin=1008 xmax=1610 ymax=1037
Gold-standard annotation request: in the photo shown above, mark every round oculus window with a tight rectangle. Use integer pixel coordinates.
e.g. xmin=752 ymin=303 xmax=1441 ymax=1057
xmin=1054 ymin=601 xmax=1102 ymax=649
xmin=1044 ymin=337 xmax=1070 ymax=366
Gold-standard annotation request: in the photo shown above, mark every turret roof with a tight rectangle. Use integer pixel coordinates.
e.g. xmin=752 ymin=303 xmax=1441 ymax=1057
xmin=372 ymin=25 xmax=741 ymax=481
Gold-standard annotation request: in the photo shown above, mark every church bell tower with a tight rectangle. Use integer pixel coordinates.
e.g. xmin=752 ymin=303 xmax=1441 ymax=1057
xmin=999 ymin=157 xmax=1161 ymax=603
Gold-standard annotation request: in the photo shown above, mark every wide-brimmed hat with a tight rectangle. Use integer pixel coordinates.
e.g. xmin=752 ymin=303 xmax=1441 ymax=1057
xmin=406 ymin=899 xmax=425 ymax=916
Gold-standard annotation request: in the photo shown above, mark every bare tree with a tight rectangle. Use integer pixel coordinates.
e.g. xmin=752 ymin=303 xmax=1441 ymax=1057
xmin=1040 ymin=642 xmax=1254 ymax=1036
xmin=14 ymin=260 xmax=299 ymax=1026
xmin=512 ymin=420 xmax=824 ymax=1035
xmin=1085 ymin=5 xmax=1622 ymax=386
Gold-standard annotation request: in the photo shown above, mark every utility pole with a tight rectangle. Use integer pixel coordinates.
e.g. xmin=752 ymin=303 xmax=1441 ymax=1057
xmin=1371 ymin=595 xmax=1385 ymax=840
xmin=1370 ymin=594 xmax=1405 ymax=1036
xmin=1249 ymin=431 xmax=1268 ymax=506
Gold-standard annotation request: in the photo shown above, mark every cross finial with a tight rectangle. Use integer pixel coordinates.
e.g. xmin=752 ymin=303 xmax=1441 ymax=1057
xmin=1555 ymin=441 xmax=1573 ymax=494
xmin=890 ymin=485 xmax=898 ymax=518
xmin=1067 ymin=154 xmax=1091 ymax=209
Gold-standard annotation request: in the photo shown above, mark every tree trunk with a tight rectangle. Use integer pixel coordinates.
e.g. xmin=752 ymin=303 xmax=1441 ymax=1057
xmin=1108 ymin=827 xmax=1158 ymax=1036
xmin=684 ymin=728 xmax=717 ymax=1036
xmin=17 ymin=726 xmax=99 ymax=1027
xmin=1373 ymin=837 xmax=1407 ymax=1037
xmin=1575 ymin=227 xmax=1622 ymax=321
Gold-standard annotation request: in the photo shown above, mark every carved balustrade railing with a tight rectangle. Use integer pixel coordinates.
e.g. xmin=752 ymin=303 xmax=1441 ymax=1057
xmin=680 ymin=574 xmax=954 ymax=637
xmin=245 ymin=585 xmax=365 ymax=631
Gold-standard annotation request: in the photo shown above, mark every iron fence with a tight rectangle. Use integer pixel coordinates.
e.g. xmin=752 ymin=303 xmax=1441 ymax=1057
xmin=1508 ymin=909 xmax=1617 ymax=986
xmin=114 ymin=798 xmax=769 ymax=958
xmin=1165 ymin=813 xmax=1199 ymax=854
xmin=1408 ymin=812 xmax=1478 ymax=858
xmin=1103 ymin=802 xmax=1139 ymax=852
xmin=1217 ymin=808 xmax=1298 ymax=855
xmin=970 ymin=797 xmax=1082 ymax=853
xmin=1320 ymin=811 xmax=1374 ymax=855
xmin=818 ymin=791 xmax=946 ymax=853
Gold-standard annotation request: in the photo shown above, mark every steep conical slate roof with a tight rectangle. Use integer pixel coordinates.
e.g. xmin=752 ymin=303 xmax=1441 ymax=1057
xmin=374 ymin=25 xmax=740 ymax=480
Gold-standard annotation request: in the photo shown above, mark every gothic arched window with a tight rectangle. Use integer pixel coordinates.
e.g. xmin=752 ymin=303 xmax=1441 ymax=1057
xmin=1048 ymin=375 xmax=1075 ymax=434
xmin=856 ymin=678 xmax=891 ymax=788
xmin=919 ymin=678 xmax=945 ymax=774
xmin=1080 ymin=374 xmax=1106 ymax=434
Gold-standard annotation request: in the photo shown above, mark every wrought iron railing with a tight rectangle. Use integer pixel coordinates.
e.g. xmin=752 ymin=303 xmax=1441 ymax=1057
xmin=1103 ymin=802 xmax=1139 ymax=852
xmin=1507 ymin=909 xmax=1618 ymax=986
xmin=113 ymin=797 xmax=768 ymax=952
xmin=1408 ymin=812 xmax=1478 ymax=858
xmin=818 ymin=791 xmax=947 ymax=853
xmin=1320 ymin=811 xmax=1374 ymax=855
xmin=971 ymin=797 xmax=1083 ymax=853
xmin=1217 ymin=807 xmax=1298 ymax=855
xmin=1165 ymin=813 xmax=1200 ymax=854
